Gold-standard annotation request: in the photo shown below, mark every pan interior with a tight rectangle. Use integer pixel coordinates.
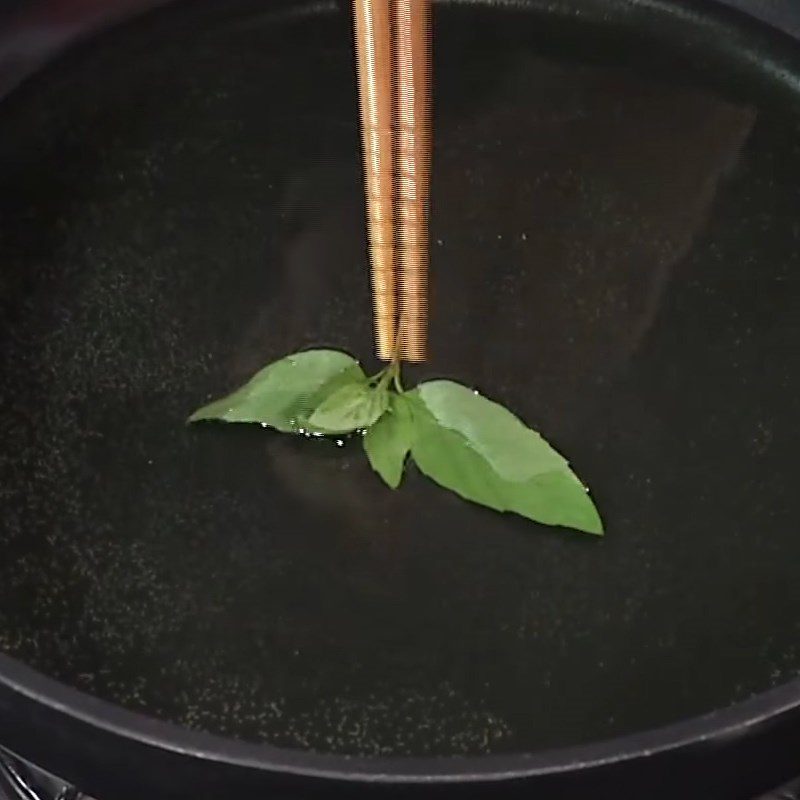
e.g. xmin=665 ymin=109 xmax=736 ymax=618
xmin=0 ymin=0 xmax=799 ymax=757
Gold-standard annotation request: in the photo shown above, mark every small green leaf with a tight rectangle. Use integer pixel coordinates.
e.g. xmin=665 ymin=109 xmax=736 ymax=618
xmin=414 ymin=380 xmax=568 ymax=482
xmin=363 ymin=393 xmax=415 ymax=488
xmin=307 ymin=381 xmax=389 ymax=434
xmin=189 ymin=349 xmax=364 ymax=432
xmin=409 ymin=396 xmax=602 ymax=535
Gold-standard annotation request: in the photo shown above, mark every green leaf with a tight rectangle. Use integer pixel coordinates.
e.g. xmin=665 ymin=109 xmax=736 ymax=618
xmin=363 ymin=393 xmax=415 ymax=488
xmin=188 ymin=349 xmax=365 ymax=432
xmin=307 ymin=381 xmax=389 ymax=434
xmin=189 ymin=349 xmax=604 ymax=535
xmin=408 ymin=396 xmax=602 ymax=535
xmin=414 ymin=380 xmax=568 ymax=482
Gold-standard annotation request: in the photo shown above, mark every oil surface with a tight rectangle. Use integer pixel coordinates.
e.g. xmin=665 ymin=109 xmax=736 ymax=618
xmin=0 ymin=0 xmax=799 ymax=757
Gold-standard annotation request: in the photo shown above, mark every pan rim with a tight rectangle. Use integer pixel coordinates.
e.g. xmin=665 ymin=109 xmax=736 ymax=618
xmin=1 ymin=650 xmax=799 ymax=782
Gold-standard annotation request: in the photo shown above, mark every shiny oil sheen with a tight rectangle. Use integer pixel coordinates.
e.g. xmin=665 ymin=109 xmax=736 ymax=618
xmin=0 ymin=0 xmax=798 ymax=758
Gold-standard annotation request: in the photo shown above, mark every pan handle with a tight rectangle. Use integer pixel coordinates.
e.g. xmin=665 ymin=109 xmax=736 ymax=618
xmin=757 ymin=775 xmax=800 ymax=800
xmin=0 ymin=748 xmax=82 ymax=800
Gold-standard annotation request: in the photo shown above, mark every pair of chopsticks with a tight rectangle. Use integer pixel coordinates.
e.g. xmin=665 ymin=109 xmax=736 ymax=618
xmin=353 ymin=0 xmax=433 ymax=362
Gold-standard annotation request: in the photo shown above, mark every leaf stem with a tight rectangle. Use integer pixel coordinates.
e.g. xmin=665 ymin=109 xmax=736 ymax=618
xmin=371 ymin=317 xmax=406 ymax=393
xmin=368 ymin=367 xmax=388 ymax=385
xmin=375 ymin=366 xmax=394 ymax=392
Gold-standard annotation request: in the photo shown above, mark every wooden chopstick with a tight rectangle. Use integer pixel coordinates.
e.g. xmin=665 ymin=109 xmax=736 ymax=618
xmin=352 ymin=0 xmax=433 ymax=363
xmin=393 ymin=0 xmax=432 ymax=363
xmin=353 ymin=0 xmax=396 ymax=360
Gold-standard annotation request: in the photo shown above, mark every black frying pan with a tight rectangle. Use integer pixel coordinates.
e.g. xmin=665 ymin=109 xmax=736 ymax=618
xmin=0 ymin=0 xmax=799 ymax=797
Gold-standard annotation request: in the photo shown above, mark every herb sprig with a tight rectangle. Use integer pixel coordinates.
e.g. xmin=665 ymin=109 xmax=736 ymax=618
xmin=189 ymin=349 xmax=602 ymax=535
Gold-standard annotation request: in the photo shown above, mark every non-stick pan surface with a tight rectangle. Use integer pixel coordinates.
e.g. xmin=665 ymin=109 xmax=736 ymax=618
xmin=0 ymin=0 xmax=800 ymax=797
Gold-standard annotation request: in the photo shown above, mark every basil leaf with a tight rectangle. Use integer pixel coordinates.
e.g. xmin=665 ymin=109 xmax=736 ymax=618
xmin=307 ymin=381 xmax=389 ymax=434
xmin=189 ymin=349 xmax=365 ymax=432
xmin=409 ymin=397 xmax=602 ymax=535
xmin=414 ymin=380 xmax=568 ymax=482
xmin=512 ymin=470 xmax=603 ymax=535
xmin=363 ymin=393 xmax=415 ymax=488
